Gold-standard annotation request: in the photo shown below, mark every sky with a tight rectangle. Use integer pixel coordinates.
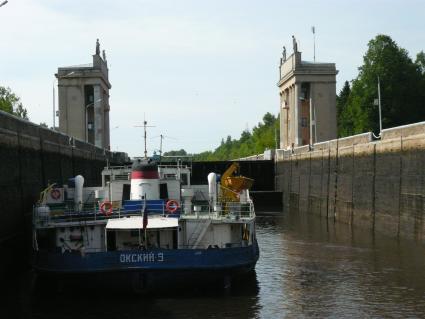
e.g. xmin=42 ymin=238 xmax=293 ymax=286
xmin=1 ymin=0 xmax=424 ymax=157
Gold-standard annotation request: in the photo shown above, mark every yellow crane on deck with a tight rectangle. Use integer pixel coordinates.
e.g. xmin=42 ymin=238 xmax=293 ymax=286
xmin=220 ymin=162 xmax=254 ymax=202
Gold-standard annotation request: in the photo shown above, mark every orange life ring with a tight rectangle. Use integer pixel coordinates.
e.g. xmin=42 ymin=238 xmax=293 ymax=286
xmin=50 ymin=188 xmax=61 ymax=200
xmin=165 ymin=200 xmax=179 ymax=213
xmin=100 ymin=201 xmax=113 ymax=216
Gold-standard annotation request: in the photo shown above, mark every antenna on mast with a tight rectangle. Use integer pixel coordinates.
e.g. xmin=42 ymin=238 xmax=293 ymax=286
xmin=134 ymin=115 xmax=155 ymax=159
xmin=159 ymin=134 xmax=164 ymax=159
xmin=151 ymin=134 xmax=178 ymax=162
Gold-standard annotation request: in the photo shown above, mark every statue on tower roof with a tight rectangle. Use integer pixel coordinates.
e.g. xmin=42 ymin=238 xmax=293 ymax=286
xmin=102 ymin=49 xmax=107 ymax=61
xmin=292 ymin=35 xmax=298 ymax=53
xmin=282 ymin=46 xmax=286 ymax=62
xmin=96 ymin=38 xmax=100 ymax=55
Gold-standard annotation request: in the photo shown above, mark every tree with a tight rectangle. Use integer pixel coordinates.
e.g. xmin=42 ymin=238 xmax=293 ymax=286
xmin=14 ymin=103 xmax=28 ymax=120
xmin=163 ymin=149 xmax=187 ymax=156
xmin=193 ymin=111 xmax=280 ymax=161
xmin=0 ymin=86 xmax=29 ymax=120
xmin=339 ymin=35 xmax=424 ymax=136
xmin=336 ymin=81 xmax=352 ymax=136
xmin=416 ymin=51 xmax=425 ymax=75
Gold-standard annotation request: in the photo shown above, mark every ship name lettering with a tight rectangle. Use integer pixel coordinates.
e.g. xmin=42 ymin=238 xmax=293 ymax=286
xmin=120 ymin=253 xmax=165 ymax=263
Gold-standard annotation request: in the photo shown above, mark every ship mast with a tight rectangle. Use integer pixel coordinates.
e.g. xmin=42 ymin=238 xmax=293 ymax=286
xmin=143 ymin=120 xmax=148 ymax=158
xmin=135 ymin=116 xmax=155 ymax=159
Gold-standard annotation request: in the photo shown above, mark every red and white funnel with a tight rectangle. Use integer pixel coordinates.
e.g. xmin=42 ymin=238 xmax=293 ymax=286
xmin=130 ymin=159 xmax=160 ymax=200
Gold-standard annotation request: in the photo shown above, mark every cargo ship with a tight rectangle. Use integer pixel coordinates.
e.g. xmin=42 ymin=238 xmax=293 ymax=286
xmin=32 ymin=159 xmax=259 ymax=290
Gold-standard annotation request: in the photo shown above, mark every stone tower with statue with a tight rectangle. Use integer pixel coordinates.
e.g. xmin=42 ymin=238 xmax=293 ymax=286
xmin=56 ymin=39 xmax=112 ymax=149
xmin=278 ymin=36 xmax=337 ymax=149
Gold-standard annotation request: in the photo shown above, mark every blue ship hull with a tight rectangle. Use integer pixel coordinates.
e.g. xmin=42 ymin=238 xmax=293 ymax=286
xmin=33 ymin=241 xmax=259 ymax=290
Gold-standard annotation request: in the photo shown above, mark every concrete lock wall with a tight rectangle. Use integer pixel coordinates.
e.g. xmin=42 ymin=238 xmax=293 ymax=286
xmin=276 ymin=122 xmax=425 ymax=241
xmin=0 ymin=110 xmax=124 ymax=279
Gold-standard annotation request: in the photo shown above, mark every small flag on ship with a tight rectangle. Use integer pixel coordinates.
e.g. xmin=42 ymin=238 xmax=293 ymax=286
xmin=143 ymin=208 xmax=148 ymax=230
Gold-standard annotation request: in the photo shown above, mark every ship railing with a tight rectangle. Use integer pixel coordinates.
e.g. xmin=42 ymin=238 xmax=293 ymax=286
xmin=158 ymin=164 xmax=191 ymax=169
xmin=33 ymin=200 xmax=148 ymax=227
xmin=180 ymin=200 xmax=255 ymax=220
xmin=33 ymin=199 xmax=183 ymax=227
xmin=103 ymin=165 xmax=131 ymax=170
xmin=33 ymin=199 xmax=255 ymax=227
xmin=33 ymin=202 xmax=117 ymax=227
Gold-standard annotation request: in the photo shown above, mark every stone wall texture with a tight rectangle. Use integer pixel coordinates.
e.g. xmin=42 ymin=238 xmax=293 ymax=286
xmin=0 ymin=111 xmax=125 ymax=278
xmin=276 ymin=123 xmax=425 ymax=241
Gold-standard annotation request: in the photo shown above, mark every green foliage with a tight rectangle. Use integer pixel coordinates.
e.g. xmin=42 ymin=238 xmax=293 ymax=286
xmin=336 ymin=81 xmax=352 ymax=136
xmin=164 ymin=112 xmax=279 ymax=161
xmin=163 ymin=149 xmax=187 ymax=156
xmin=193 ymin=112 xmax=279 ymax=161
xmin=416 ymin=51 xmax=425 ymax=74
xmin=0 ymin=86 xmax=29 ymax=120
xmin=338 ymin=35 xmax=425 ymax=137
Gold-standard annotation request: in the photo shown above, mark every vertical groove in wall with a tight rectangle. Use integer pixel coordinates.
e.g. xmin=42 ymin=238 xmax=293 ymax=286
xmin=371 ymin=143 xmax=377 ymax=235
xmin=333 ymin=139 xmax=339 ymax=222
xmin=307 ymin=152 xmax=312 ymax=214
xmin=350 ymin=144 xmax=355 ymax=227
xmin=326 ymin=146 xmax=331 ymax=218
xmin=397 ymin=136 xmax=403 ymax=239
xmin=274 ymin=158 xmax=277 ymax=192
xmin=320 ymin=149 xmax=324 ymax=217
xmin=297 ymin=156 xmax=301 ymax=213
xmin=419 ymin=138 xmax=424 ymax=241
xmin=288 ymin=154 xmax=293 ymax=211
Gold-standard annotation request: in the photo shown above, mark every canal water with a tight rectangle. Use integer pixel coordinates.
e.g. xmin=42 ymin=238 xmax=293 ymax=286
xmin=14 ymin=212 xmax=425 ymax=318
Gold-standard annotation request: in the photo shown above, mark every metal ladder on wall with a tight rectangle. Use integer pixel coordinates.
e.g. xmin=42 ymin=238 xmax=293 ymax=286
xmin=187 ymin=219 xmax=211 ymax=249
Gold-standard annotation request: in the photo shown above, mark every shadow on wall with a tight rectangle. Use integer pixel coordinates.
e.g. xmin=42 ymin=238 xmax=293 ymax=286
xmin=275 ymin=121 xmax=425 ymax=242
xmin=0 ymin=110 xmax=127 ymax=279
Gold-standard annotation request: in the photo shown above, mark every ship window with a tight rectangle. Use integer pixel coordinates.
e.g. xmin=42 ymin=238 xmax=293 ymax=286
xmin=106 ymin=230 xmax=116 ymax=251
xmin=173 ymin=229 xmax=178 ymax=249
xmin=115 ymin=174 xmax=129 ymax=181
xmin=160 ymin=183 xmax=169 ymax=200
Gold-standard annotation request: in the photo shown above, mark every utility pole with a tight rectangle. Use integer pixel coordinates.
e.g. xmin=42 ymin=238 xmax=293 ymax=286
xmin=309 ymin=97 xmax=314 ymax=146
xmin=312 ymin=26 xmax=316 ymax=62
